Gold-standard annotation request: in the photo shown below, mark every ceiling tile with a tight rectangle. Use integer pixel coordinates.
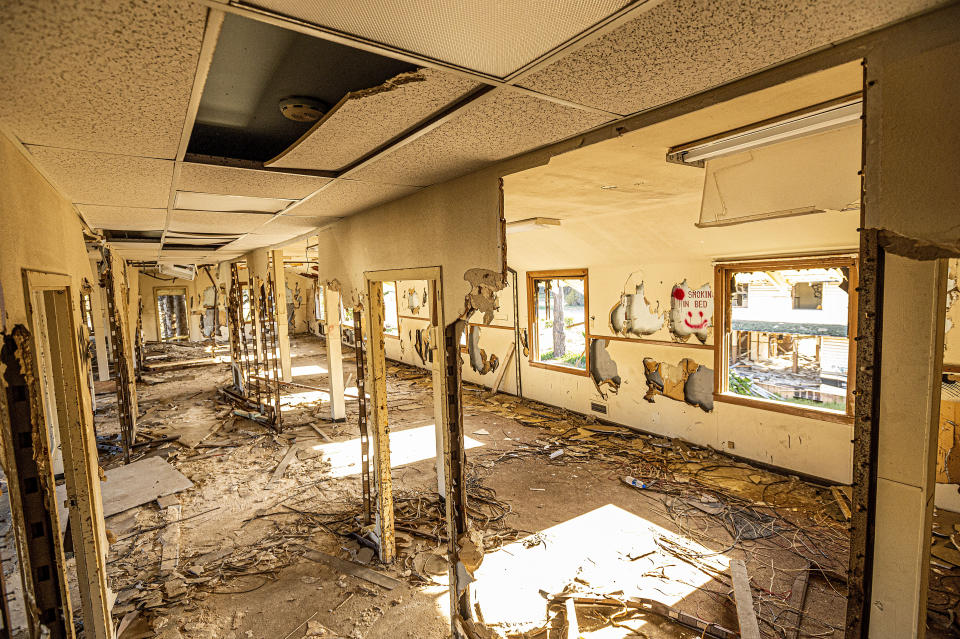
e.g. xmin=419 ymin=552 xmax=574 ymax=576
xmin=28 ymin=146 xmax=173 ymax=207
xmin=248 ymin=0 xmax=633 ymax=77
xmin=286 ymin=180 xmax=421 ymax=217
xmin=520 ymin=0 xmax=942 ymax=115
xmin=77 ymin=205 xmax=167 ymax=231
xmin=348 ymin=90 xmax=612 ymax=186
xmin=0 ymin=0 xmax=207 ymax=158
xmin=267 ymin=68 xmax=481 ymax=171
xmin=168 ymin=210 xmax=275 ymax=234
xmin=177 ymin=163 xmax=331 ymax=200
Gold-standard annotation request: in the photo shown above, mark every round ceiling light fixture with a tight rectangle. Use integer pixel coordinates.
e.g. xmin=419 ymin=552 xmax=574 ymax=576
xmin=279 ymin=96 xmax=325 ymax=122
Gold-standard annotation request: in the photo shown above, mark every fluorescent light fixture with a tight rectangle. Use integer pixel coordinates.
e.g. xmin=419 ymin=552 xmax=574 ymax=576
xmin=506 ymin=217 xmax=561 ymax=234
xmin=174 ymin=190 xmax=296 ymax=214
xmin=670 ymin=97 xmax=862 ymax=165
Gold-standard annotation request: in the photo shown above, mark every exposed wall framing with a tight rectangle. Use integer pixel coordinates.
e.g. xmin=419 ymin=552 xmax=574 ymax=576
xmin=0 ymin=327 xmax=73 ymax=638
xmin=101 ymin=247 xmax=138 ymax=463
xmin=353 ymin=308 xmax=372 ymax=525
xmin=845 ymin=229 xmax=883 ymax=637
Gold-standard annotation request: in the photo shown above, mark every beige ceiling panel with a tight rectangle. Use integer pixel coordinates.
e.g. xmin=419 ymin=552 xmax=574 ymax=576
xmin=267 ymin=69 xmax=481 ymax=171
xmin=349 ymin=91 xmax=612 ymax=186
xmin=0 ymin=0 xmax=206 ymax=158
xmin=168 ymin=210 xmax=274 ymax=234
xmin=177 ymin=163 xmax=332 ymax=199
xmin=258 ymin=216 xmax=330 ymax=235
xmin=286 ymin=180 xmax=421 ymax=217
xmin=520 ymin=0 xmax=941 ymax=115
xmin=27 ymin=146 xmax=173 ymax=208
xmin=77 ymin=206 xmax=167 ymax=231
xmin=248 ymin=0 xmax=632 ymax=77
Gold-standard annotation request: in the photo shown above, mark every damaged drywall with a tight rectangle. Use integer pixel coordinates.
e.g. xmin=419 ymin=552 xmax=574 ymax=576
xmin=669 ymin=280 xmax=713 ymax=344
xmin=463 ymin=268 xmax=507 ymax=324
xmin=589 ymin=338 xmax=621 ymax=398
xmin=413 ymin=327 xmax=433 ymax=365
xmin=467 ymin=325 xmax=498 ymax=375
xmin=405 ymin=286 xmax=426 ymax=314
xmin=642 ymin=357 xmax=714 ymax=412
xmin=609 ymin=281 xmax=663 ymax=337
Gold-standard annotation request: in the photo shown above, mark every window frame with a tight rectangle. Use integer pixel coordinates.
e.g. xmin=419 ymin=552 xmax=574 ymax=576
xmin=714 ymin=255 xmax=857 ymax=425
xmin=526 ymin=268 xmax=590 ymax=377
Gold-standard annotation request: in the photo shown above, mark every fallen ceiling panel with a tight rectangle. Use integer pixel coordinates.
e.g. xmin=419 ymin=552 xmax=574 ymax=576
xmin=77 ymin=206 xmax=168 ymax=231
xmin=26 ymin=146 xmax=174 ymax=208
xmin=348 ymin=91 xmax=612 ymax=186
xmin=285 ymin=180 xmax=420 ymax=217
xmin=519 ymin=0 xmax=942 ymax=115
xmin=257 ymin=216 xmax=330 ymax=235
xmin=267 ymin=68 xmax=481 ymax=171
xmin=176 ymin=163 xmax=331 ymax=199
xmin=246 ymin=0 xmax=634 ymax=77
xmin=0 ymin=0 xmax=206 ymax=158
xmin=169 ymin=210 xmax=276 ymax=234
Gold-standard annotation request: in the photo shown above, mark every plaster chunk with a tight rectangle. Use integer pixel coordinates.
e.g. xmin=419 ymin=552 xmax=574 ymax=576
xmin=669 ymin=280 xmax=713 ymax=344
xmin=609 ymin=282 xmax=663 ymax=337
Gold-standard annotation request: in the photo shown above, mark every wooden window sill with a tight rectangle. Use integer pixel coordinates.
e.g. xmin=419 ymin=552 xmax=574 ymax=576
xmin=714 ymin=392 xmax=853 ymax=425
xmin=528 ymin=360 xmax=590 ymax=377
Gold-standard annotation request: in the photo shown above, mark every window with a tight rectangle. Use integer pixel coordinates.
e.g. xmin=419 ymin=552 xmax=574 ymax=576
xmin=716 ymin=257 xmax=856 ymax=423
xmin=527 ymin=270 xmax=588 ymax=374
xmin=732 ymin=283 xmax=749 ymax=308
xmin=155 ymin=287 xmax=189 ymax=342
xmin=383 ymin=281 xmax=399 ymax=338
xmin=341 ymin=301 xmax=354 ymax=327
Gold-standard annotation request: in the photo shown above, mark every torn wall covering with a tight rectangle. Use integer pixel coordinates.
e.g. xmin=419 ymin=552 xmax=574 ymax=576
xmin=413 ymin=327 xmax=433 ymax=365
xmin=669 ymin=280 xmax=713 ymax=344
xmin=467 ymin=325 xmax=498 ymax=375
xmin=642 ymin=357 xmax=714 ymax=413
xmin=609 ymin=281 xmax=663 ymax=337
xmin=589 ymin=338 xmax=621 ymax=398
xmin=406 ymin=287 xmax=424 ymax=314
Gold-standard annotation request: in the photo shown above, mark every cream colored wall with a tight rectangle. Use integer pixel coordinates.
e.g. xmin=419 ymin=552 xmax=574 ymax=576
xmin=0 ymin=132 xmax=94 ymax=329
xmin=138 ymin=270 xmax=226 ymax=343
xmin=285 ymin=270 xmax=313 ymax=334
xmin=313 ymin=166 xmax=504 ymax=325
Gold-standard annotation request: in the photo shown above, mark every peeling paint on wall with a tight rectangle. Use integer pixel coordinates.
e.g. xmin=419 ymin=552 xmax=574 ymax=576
xmin=405 ymin=287 xmax=424 ymax=314
xmin=519 ymin=327 xmax=529 ymax=357
xmin=467 ymin=325 xmax=499 ymax=375
xmin=669 ymin=280 xmax=713 ymax=344
xmin=413 ymin=327 xmax=433 ymax=365
xmin=642 ymin=357 xmax=714 ymax=412
xmin=609 ymin=281 xmax=663 ymax=337
xmin=463 ymin=268 xmax=506 ymax=324
xmin=589 ymin=338 xmax=620 ymax=398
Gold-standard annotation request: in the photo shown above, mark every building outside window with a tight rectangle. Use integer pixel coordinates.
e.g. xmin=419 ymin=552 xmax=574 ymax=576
xmin=716 ymin=257 xmax=856 ymax=421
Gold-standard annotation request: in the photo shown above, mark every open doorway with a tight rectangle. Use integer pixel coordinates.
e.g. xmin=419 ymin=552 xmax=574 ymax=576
xmin=154 ymin=286 xmax=189 ymax=342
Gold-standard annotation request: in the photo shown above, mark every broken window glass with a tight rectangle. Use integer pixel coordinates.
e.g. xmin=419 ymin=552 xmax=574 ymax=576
xmin=530 ymin=275 xmax=587 ymax=371
xmin=726 ymin=266 xmax=850 ymax=413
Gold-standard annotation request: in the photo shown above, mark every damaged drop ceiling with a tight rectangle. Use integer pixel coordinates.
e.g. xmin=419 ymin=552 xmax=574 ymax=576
xmin=0 ymin=0 xmax=944 ymax=265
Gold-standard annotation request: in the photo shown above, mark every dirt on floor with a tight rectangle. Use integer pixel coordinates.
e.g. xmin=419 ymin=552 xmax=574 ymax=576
xmin=3 ymin=334 xmax=959 ymax=638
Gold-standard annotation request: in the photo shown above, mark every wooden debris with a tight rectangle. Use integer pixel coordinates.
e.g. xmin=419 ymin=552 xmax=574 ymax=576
xmin=269 ymin=444 xmax=302 ymax=483
xmin=302 ymin=550 xmax=402 ymax=590
xmin=784 ymin=563 xmax=810 ymax=639
xmin=159 ymin=503 xmax=182 ymax=576
xmin=830 ymin=486 xmax=852 ymax=520
xmin=730 ymin=559 xmax=761 ymax=639
xmin=483 ymin=342 xmax=515 ymax=398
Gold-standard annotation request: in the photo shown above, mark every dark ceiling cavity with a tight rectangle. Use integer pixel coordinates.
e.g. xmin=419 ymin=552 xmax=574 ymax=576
xmin=103 ymin=230 xmax=163 ymax=242
xmin=188 ymin=13 xmax=417 ymax=162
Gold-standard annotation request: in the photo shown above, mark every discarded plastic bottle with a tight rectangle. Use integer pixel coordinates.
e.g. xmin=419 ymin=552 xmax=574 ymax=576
xmin=622 ymin=476 xmax=648 ymax=489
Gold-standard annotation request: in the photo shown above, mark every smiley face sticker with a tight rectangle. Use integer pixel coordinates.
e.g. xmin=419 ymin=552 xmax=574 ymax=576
xmin=669 ymin=280 xmax=713 ymax=343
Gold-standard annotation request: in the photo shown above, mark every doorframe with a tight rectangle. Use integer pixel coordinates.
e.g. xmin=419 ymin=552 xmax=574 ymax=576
xmin=362 ymin=266 xmax=474 ymax=636
xmin=21 ymin=269 xmax=115 ymax=639
xmin=153 ymin=285 xmax=189 ymax=342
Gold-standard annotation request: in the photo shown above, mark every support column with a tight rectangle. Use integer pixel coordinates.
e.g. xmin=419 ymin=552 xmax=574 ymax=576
xmin=364 ymin=280 xmax=395 ymax=563
xmin=270 ymin=250 xmax=292 ymax=382
xmin=323 ymin=287 xmax=346 ymax=421
xmin=429 ymin=281 xmax=446 ymax=496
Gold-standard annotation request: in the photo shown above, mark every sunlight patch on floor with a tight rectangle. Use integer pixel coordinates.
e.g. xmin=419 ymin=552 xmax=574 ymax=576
xmin=292 ymin=364 xmax=328 ymax=377
xmin=309 ymin=424 xmax=484 ymax=478
xmin=472 ymin=504 xmax=729 ymax=633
